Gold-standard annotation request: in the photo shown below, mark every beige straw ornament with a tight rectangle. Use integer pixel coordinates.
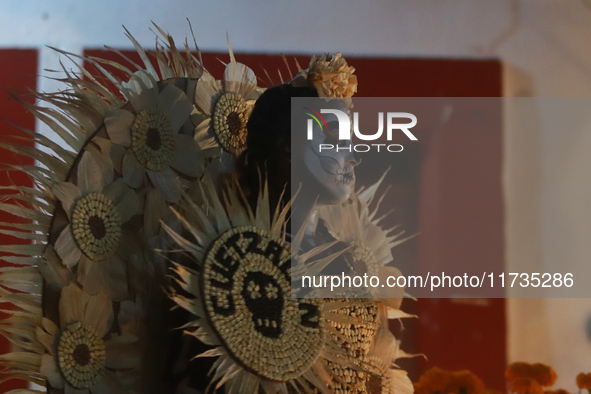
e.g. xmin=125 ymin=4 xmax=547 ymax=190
xmin=0 ymin=23 xmax=412 ymax=394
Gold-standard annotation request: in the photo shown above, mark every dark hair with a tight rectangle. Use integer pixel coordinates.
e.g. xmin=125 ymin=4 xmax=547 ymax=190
xmin=237 ymin=84 xmax=319 ymax=210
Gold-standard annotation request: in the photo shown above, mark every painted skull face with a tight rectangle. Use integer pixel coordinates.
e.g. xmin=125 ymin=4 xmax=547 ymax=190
xmin=303 ymin=109 xmax=360 ymax=204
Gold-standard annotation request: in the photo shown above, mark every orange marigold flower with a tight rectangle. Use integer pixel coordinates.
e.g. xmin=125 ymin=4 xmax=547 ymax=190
xmin=576 ymin=373 xmax=591 ymax=390
xmin=417 ymin=367 xmax=452 ymax=392
xmin=509 ymin=377 xmax=544 ymax=394
xmin=544 ymin=389 xmax=570 ymax=394
xmin=445 ymin=370 xmax=486 ymax=394
xmin=505 ymin=362 xmax=557 ymax=387
xmin=531 ymin=364 xmax=557 ymax=387
xmin=506 ymin=362 xmax=533 ymax=382
xmin=414 ymin=383 xmax=430 ymax=394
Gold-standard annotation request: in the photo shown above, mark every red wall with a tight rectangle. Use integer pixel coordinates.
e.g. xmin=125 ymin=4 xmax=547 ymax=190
xmin=79 ymin=49 xmax=504 ymax=390
xmin=0 ymin=49 xmax=38 ymax=392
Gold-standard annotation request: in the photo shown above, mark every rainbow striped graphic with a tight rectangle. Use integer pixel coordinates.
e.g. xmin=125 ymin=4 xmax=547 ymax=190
xmin=303 ymin=107 xmax=328 ymax=131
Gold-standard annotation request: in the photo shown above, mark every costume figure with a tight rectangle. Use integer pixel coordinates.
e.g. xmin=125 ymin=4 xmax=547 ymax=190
xmin=0 ymin=26 xmax=413 ymax=394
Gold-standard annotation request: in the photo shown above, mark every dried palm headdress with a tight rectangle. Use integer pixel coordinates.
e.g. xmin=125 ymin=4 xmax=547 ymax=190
xmin=0 ymin=24 xmax=412 ymax=394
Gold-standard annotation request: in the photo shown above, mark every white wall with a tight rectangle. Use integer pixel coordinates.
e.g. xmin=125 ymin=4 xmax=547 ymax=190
xmin=1 ymin=0 xmax=591 ymax=391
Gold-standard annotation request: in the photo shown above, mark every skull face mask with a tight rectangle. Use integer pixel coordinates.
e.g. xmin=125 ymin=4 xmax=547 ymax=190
xmin=303 ymin=110 xmax=360 ymax=204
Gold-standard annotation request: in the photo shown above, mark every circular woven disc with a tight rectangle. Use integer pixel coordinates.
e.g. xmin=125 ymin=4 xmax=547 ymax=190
xmin=202 ymin=226 xmax=323 ymax=382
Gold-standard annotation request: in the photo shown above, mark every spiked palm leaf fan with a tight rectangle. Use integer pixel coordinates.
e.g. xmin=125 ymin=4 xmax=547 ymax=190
xmin=0 ymin=25 xmax=263 ymax=392
xmin=192 ymin=37 xmax=265 ymax=177
xmin=318 ymin=171 xmax=417 ymax=314
xmin=0 ymin=23 xmax=413 ymax=394
xmin=163 ymin=175 xmax=380 ymax=394
xmin=37 ymin=283 xmax=140 ymax=393
xmin=362 ymin=306 xmax=415 ymax=394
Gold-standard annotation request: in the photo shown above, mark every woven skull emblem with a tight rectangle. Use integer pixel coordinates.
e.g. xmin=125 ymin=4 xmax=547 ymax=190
xmin=242 ymin=271 xmax=283 ymax=337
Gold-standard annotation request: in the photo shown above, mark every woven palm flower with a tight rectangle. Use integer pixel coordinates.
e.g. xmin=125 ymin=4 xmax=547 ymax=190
xmin=162 ymin=176 xmax=366 ymax=394
xmin=38 ymin=283 xmax=139 ymax=393
xmin=0 ymin=25 xmax=251 ymax=392
xmin=193 ymin=44 xmax=262 ymax=159
xmin=53 ymin=150 xmax=139 ymax=301
xmin=319 ymin=198 xmax=391 ymax=276
xmin=296 ymin=52 xmax=357 ymax=108
xmin=105 ymin=74 xmax=204 ymax=202
xmin=365 ymin=326 xmax=414 ymax=394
